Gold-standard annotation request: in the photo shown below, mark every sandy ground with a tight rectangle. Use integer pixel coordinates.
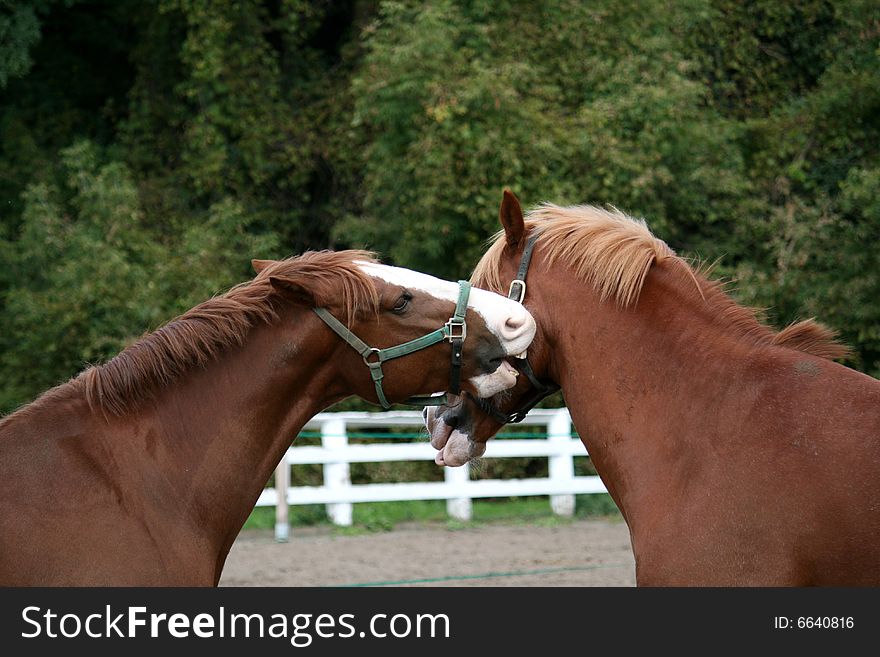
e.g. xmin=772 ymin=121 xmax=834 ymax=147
xmin=219 ymin=518 xmax=636 ymax=587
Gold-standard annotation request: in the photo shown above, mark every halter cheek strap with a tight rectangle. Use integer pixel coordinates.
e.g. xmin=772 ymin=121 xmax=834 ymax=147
xmin=508 ymin=234 xmax=539 ymax=304
xmin=314 ymin=280 xmax=471 ymax=409
xmin=467 ymin=234 xmax=560 ymax=424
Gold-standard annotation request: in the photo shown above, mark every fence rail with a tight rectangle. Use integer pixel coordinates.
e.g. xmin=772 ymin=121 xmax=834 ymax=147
xmin=259 ymin=408 xmax=607 ymax=541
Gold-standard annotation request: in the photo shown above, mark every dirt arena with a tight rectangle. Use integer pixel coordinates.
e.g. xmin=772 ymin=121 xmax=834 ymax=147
xmin=220 ymin=518 xmax=636 ymax=587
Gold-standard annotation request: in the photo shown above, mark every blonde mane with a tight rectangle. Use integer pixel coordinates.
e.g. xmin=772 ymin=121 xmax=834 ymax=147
xmin=5 ymin=250 xmax=380 ymax=421
xmin=472 ymin=203 xmax=848 ymax=360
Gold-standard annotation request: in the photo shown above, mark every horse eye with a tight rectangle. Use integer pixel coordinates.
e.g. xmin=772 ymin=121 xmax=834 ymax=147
xmin=392 ymin=292 xmax=412 ymax=313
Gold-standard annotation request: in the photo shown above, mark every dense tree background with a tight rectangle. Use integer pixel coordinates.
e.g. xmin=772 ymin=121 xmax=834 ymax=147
xmin=1 ymin=0 xmax=878 ymax=414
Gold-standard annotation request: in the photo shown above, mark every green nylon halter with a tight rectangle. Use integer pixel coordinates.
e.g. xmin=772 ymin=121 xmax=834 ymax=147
xmin=313 ymin=280 xmax=472 ymax=409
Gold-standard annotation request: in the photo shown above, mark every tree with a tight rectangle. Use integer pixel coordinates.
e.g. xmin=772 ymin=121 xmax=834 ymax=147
xmin=0 ymin=0 xmax=54 ymax=88
xmin=0 ymin=141 xmax=275 ymax=410
xmin=339 ymin=0 xmax=750 ymax=277
xmin=1 ymin=0 xmax=879 ymax=411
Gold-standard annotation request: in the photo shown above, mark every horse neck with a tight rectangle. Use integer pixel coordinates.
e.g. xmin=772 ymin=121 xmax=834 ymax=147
xmin=542 ymin=259 xmax=770 ymax=517
xmin=112 ymin=308 xmax=348 ymax=559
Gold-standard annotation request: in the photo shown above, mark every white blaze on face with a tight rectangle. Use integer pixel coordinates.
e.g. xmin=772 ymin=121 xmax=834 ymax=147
xmin=359 ymin=263 xmax=536 ymax=397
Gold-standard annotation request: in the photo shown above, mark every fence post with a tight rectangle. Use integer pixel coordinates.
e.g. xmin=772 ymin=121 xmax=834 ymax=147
xmin=548 ymin=408 xmax=575 ymax=516
xmin=322 ymin=417 xmax=353 ymax=526
xmin=445 ymin=463 xmax=472 ymax=521
xmin=274 ymin=450 xmax=290 ymax=542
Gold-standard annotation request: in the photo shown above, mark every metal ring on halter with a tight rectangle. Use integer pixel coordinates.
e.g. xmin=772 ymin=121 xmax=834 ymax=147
xmin=508 ymin=279 xmax=526 ymax=303
xmin=362 ymin=348 xmax=382 ymax=367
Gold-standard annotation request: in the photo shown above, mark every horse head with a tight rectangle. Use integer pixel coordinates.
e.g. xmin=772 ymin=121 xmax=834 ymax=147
xmin=425 ymin=191 xmax=560 ymax=464
xmin=252 ymin=251 xmax=536 ymax=407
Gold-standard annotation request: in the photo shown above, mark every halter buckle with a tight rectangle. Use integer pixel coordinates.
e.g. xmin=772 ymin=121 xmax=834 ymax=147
xmin=444 ymin=318 xmax=467 ymax=342
xmin=508 ymin=279 xmax=526 ymax=303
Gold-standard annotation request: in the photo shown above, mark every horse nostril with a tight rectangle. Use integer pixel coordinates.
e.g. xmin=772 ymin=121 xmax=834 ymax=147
xmin=445 ymin=413 xmax=460 ymax=430
xmin=502 ymin=312 xmax=528 ymax=338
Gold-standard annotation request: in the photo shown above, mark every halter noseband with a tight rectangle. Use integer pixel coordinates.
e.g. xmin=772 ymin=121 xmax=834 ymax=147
xmin=466 ymin=234 xmax=560 ymax=423
xmin=313 ymin=280 xmax=471 ymax=409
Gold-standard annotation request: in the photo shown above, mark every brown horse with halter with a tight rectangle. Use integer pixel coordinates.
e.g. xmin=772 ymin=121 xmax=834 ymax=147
xmin=427 ymin=191 xmax=880 ymax=585
xmin=0 ymin=250 xmax=535 ymax=585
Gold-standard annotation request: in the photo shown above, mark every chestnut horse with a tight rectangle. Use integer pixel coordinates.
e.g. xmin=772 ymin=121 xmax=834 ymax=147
xmin=427 ymin=191 xmax=880 ymax=585
xmin=0 ymin=250 xmax=535 ymax=585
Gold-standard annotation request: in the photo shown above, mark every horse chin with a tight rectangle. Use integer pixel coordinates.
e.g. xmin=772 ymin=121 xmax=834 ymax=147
xmin=426 ymin=407 xmax=448 ymax=448
xmin=427 ymin=410 xmax=452 ymax=450
xmin=433 ymin=428 xmax=485 ymax=467
xmin=425 ymin=399 xmax=488 ymax=468
xmin=468 ymin=361 xmax=519 ymax=398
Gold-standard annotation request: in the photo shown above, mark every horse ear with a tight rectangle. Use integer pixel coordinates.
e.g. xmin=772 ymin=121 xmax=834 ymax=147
xmin=252 ymin=259 xmax=274 ymax=274
xmin=500 ymin=189 xmax=525 ymax=248
xmin=267 ymin=275 xmax=315 ymax=305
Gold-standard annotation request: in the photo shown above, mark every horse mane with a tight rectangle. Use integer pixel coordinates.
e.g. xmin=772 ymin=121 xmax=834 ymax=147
xmin=471 ymin=203 xmax=849 ymax=361
xmin=771 ymin=318 xmax=848 ymax=360
xmin=4 ymin=250 xmax=380 ymax=422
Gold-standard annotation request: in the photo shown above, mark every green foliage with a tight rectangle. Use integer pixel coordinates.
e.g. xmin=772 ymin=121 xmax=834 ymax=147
xmin=1 ymin=0 xmax=879 ymax=415
xmin=242 ymin=504 xmax=327 ymax=530
xmin=685 ymin=0 xmax=838 ymax=119
xmin=0 ymin=0 xmax=54 ymax=88
xmin=340 ymin=0 xmax=752 ymax=274
xmin=576 ymin=494 xmax=621 ymax=519
xmin=0 ymin=140 xmax=275 ymax=409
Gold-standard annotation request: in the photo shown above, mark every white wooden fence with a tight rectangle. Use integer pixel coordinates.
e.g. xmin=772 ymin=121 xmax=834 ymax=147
xmin=258 ymin=408 xmax=607 ymax=541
